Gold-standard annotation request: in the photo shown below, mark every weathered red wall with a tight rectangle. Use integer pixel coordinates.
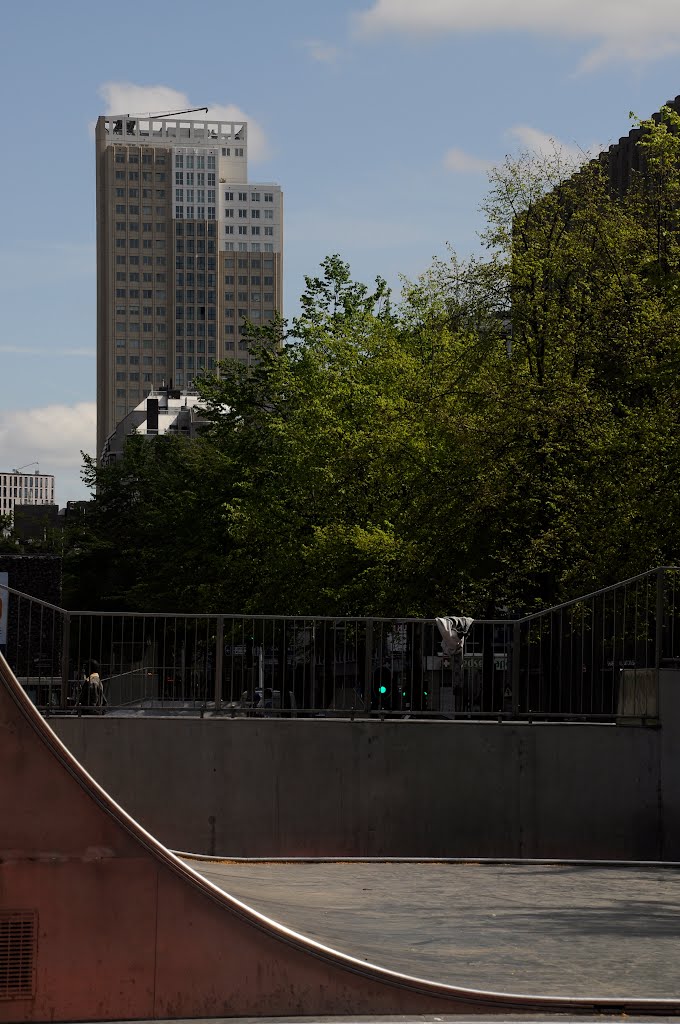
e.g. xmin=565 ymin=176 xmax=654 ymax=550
xmin=0 ymin=652 xmax=676 ymax=1021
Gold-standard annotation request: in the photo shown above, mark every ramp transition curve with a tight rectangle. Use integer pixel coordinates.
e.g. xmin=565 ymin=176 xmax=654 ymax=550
xmin=1 ymin=650 xmax=678 ymax=1021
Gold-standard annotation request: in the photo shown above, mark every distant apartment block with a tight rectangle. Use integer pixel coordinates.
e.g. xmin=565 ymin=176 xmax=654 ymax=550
xmin=101 ymin=386 xmax=210 ymax=464
xmin=0 ymin=471 xmax=55 ymax=519
xmin=95 ymin=114 xmax=283 ymax=456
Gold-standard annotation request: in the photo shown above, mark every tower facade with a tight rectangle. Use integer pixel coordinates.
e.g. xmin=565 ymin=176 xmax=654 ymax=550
xmin=95 ymin=115 xmax=283 ymax=456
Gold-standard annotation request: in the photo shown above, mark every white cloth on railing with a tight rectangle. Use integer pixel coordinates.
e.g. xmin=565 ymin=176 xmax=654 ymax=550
xmin=435 ymin=616 xmax=474 ymax=657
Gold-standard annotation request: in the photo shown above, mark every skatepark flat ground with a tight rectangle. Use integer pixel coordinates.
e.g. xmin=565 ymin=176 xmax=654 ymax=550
xmin=181 ymin=860 xmax=680 ymax=1000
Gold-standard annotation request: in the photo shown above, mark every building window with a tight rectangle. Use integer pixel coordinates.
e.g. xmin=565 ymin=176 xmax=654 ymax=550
xmin=251 ymin=243 xmax=261 ymax=251
xmin=264 ymin=227 xmax=273 ymax=236
xmin=175 ymin=155 xmax=183 ymax=168
xmin=207 ymin=155 xmax=215 ymax=169
xmin=264 ymin=243 xmax=274 ymax=252
xmin=238 ymin=192 xmax=247 ymax=201
xmin=235 ymin=147 xmax=244 ymax=157
xmin=251 ymin=227 xmax=260 ymax=235
xmin=264 ymin=192 xmax=273 ymax=202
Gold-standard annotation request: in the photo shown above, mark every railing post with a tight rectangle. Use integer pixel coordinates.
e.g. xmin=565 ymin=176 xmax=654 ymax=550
xmin=60 ymin=611 xmax=70 ymax=710
xmin=364 ymin=619 xmax=373 ymax=713
xmin=512 ymin=620 xmax=520 ymax=716
xmin=214 ymin=615 xmax=224 ymax=713
xmin=656 ymin=568 xmax=664 ymax=670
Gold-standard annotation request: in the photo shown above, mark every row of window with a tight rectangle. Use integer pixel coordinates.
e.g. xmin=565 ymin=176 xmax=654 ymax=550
xmin=222 ymin=293 xmax=274 ymax=303
xmin=175 ymin=189 xmax=216 ymax=202
xmin=224 ymin=242 xmax=274 ymax=252
xmin=225 ymin=258 xmax=275 ymax=269
xmin=115 ymin=322 xmax=168 ymax=332
xmin=174 ymin=273 xmax=216 ymax=285
xmin=173 ymin=239 xmax=217 ymax=253
xmin=172 ymin=339 xmax=214 ymax=352
xmin=174 ymin=221 xmax=217 ymax=236
xmin=115 ymin=222 xmax=166 ymax=232
xmin=114 ymin=170 xmax=166 ymax=182
xmin=115 ymin=238 xmax=167 ymax=249
xmin=115 ymin=205 xmax=166 ymax=216
xmin=175 ymin=154 xmax=216 ymax=170
xmin=175 ymin=323 xmax=216 ymax=336
xmin=221 ymin=147 xmax=244 ymax=157
xmin=116 ymin=273 xmax=167 ymax=282
xmin=224 ymin=275 xmax=273 ymax=285
xmin=116 ymin=355 xmax=167 ymax=365
xmin=115 ymin=187 xmax=164 ymax=200
xmin=223 ymin=191 xmax=274 ymax=202
xmin=115 ymin=151 xmax=166 ymax=165
xmin=175 ymin=206 xmax=217 ymax=220
xmin=223 ymin=209 xmax=274 ymax=219
xmin=224 ymin=226 xmax=274 ymax=236
xmin=175 ymin=174 xmax=216 ymax=188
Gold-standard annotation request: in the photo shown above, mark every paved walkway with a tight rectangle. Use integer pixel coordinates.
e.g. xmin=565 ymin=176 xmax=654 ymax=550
xmin=182 ymin=860 xmax=680 ymax=999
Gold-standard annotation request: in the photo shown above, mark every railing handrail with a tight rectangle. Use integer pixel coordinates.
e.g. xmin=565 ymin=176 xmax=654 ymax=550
xmin=5 ymin=565 xmax=680 ymax=625
xmin=517 ymin=566 xmax=680 ymax=624
xmin=1 ymin=585 xmax=69 ymax=616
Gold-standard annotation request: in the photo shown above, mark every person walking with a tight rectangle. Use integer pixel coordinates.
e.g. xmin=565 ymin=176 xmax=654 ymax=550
xmin=77 ymin=660 xmax=105 ymax=714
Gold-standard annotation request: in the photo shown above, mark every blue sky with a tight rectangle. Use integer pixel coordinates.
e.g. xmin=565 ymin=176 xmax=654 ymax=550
xmin=2 ymin=0 xmax=680 ymax=503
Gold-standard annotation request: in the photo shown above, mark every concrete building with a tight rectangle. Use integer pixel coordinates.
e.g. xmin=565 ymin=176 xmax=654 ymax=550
xmin=599 ymin=94 xmax=680 ymax=193
xmin=95 ymin=114 xmax=283 ymax=457
xmin=0 ymin=470 xmax=55 ymax=520
xmin=100 ymin=386 xmax=210 ymax=464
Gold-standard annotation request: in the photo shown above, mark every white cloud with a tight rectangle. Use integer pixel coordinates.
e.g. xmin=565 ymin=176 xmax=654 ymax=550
xmin=443 ymin=126 xmax=592 ymax=177
xmin=506 ymin=124 xmax=588 ymax=162
xmin=0 ymin=403 xmax=96 ymax=478
xmin=355 ymin=0 xmax=680 ymax=67
xmin=97 ymin=82 xmax=271 ymax=163
xmin=302 ymin=39 xmax=341 ymax=63
xmin=443 ymin=147 xmax=493 ymax=173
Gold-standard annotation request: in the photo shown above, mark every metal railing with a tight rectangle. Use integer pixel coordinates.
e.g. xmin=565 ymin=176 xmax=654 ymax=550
xmin=1 ymin=567 xmax=679 ymax=721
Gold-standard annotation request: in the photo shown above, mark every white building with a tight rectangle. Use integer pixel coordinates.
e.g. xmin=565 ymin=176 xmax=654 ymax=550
xmin=100 ymin=387 xmax=212 ymax=464
xmin=96 ymin=114 xmax=283 ymax=457
xmin=0 ymin=471 xmax=55 ymax=519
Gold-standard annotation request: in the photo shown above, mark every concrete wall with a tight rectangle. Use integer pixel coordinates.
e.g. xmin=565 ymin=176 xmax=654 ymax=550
xmin=53 ymin=701 xmax=673 ymax=860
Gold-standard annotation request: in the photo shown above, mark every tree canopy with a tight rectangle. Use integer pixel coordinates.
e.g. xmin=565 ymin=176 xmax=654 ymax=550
xmin=66 ymin=112 xmax=680 ymax=616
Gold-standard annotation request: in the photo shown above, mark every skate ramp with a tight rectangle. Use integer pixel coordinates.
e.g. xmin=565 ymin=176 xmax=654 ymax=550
xmin=0 ymin=650 xmax=678 ymax=1022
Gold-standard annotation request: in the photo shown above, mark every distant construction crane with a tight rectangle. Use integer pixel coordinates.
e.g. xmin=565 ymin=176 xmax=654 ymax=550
xmin=12 ymin=461 xmax=40 ymax=474
xmin=124 ymin=106 xmax=208 ymax=118
xmin=111 ymin=107 xmax=210 ymax=137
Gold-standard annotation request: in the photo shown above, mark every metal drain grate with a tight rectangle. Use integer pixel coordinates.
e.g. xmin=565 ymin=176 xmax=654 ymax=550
xmin=0 ymin=912 xmax=36 ymax=1000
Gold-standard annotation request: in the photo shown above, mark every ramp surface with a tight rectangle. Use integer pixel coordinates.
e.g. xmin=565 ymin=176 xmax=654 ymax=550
xmin=1 ymin=650 xmax=678 ymax=1021
xmin=185 ymin=859 xmax=680 ymax=998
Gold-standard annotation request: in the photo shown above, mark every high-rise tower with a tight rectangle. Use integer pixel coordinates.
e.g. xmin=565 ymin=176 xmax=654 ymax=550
xmin=95 ymin=114 xmax=283 ymax=456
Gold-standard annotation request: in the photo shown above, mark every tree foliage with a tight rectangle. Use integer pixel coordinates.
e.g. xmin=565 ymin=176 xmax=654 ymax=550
xmin=68 ymin=115 xmax=680 ymax=616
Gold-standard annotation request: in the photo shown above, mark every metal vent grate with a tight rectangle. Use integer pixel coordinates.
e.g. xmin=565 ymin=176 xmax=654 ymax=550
xmin=0 ymin=912 xmax=36 ymax=1000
